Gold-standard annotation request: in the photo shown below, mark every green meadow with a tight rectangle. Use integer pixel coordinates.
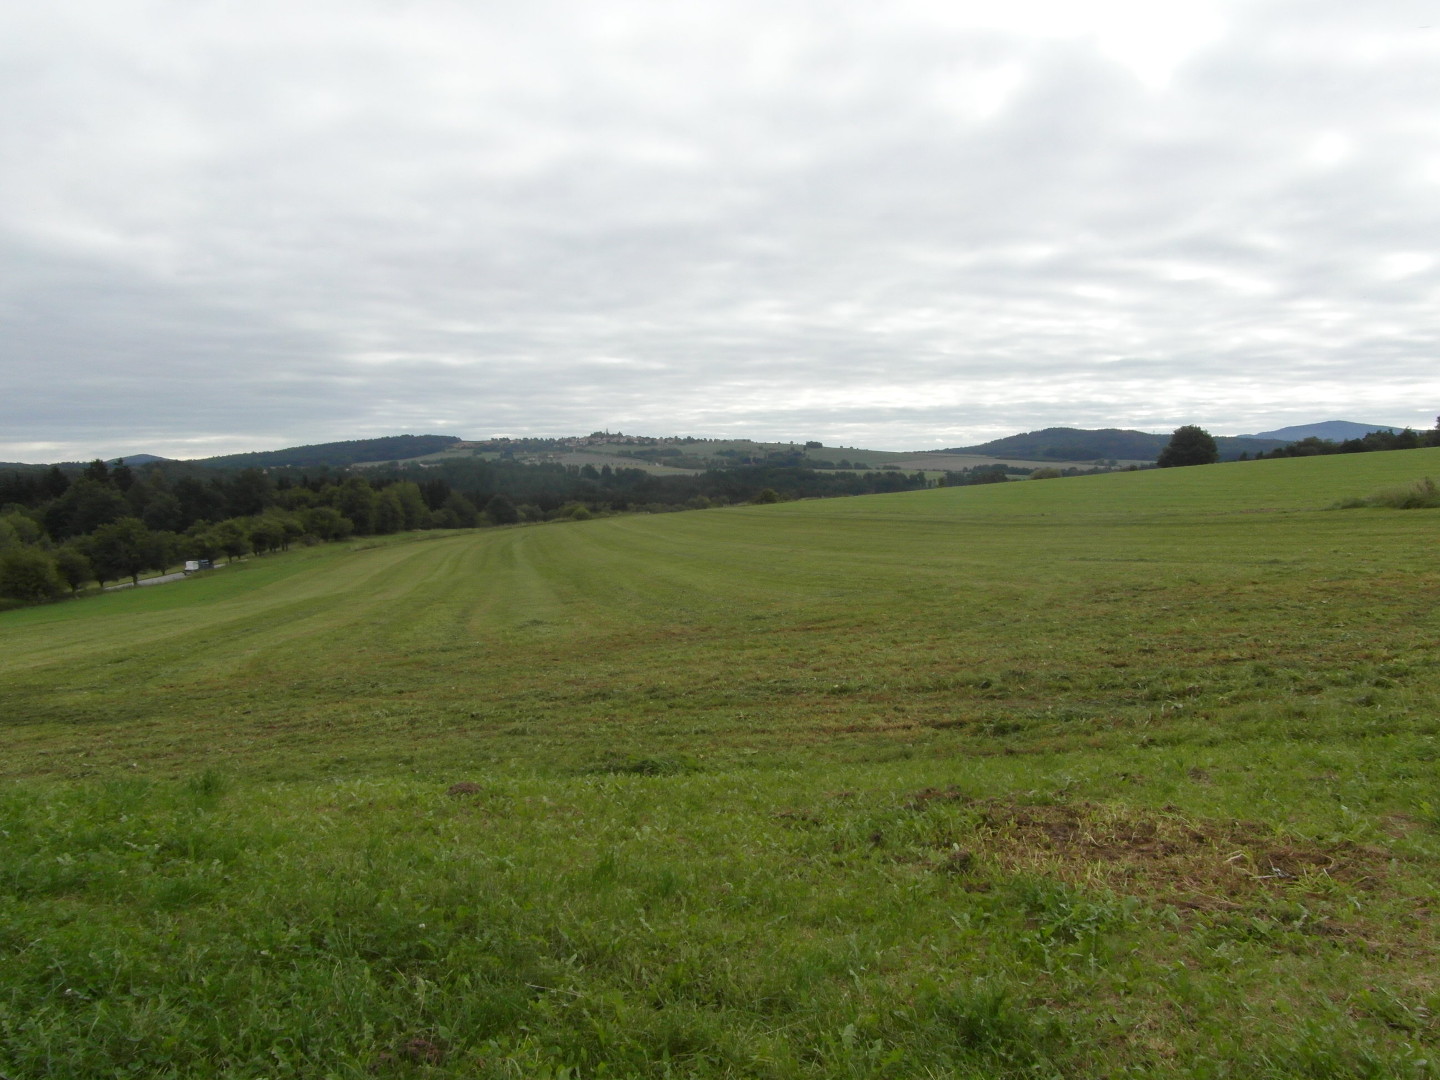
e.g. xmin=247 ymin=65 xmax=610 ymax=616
xmin=3 ymin=450 xmax=1439 ymax=1078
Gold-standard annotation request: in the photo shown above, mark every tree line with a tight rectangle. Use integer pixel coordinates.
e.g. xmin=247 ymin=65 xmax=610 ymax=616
xmin=0 ymin=455 xmax=932 ymax=607
xmin=1158 ymin=420 xmax=1440 ymax=468
xmin=1243 ymin=424 xmax=1440 ymax=459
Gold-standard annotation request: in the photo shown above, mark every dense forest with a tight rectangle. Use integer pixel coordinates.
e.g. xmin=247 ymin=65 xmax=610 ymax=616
xmin=0 ymin=454 xmax=936 ymax=606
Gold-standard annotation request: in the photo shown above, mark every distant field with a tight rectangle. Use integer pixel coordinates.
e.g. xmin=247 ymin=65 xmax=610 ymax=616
xmin=3 ymin=450 xmax=1439 ymax=1077
xmin=553 ymin=450 xmax=703 ymax=473
xmin=889 ymin=450 xmax=1128 ymax=470
xmin=795 ymin=448 xmax=1057 ymax=470
xmin=401 ymin=439 xmax=1064 ymax=472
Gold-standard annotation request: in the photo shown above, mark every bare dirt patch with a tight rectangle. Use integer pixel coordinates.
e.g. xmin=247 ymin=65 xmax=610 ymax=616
xmin=904 ymin=789 xmax=1395 ymax=915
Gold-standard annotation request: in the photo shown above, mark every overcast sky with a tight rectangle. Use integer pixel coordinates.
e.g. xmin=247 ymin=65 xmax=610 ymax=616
xmin=3 ymin=0 xmax=1438 ymax=461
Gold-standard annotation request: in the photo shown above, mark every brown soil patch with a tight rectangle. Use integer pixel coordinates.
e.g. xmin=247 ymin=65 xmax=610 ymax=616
xmin=906 ymin=789 xmax=1393 ymax=910
xmin=373 ymin=1035 xmax=447 ymax=1070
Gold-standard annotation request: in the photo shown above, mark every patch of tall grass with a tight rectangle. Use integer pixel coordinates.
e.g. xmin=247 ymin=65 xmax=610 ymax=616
xmin=1333 ymin=475 xmax=1440 ymax=509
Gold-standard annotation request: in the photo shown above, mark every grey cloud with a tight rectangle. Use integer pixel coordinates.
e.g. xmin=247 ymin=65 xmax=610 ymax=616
xmin=2 ymin=0 xmax=1437 ymax=461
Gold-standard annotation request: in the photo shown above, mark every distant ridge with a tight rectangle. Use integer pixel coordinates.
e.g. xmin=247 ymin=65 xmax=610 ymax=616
xmin=194 ymin=434 xmax=463 ymax=469
xmin=942 ymin=426 xmax=1285 ymax=462
xmin=1239 ymin=421 xmax=1401 ymax=441
xmin=0 ymin=454 xmax=171 ymax=469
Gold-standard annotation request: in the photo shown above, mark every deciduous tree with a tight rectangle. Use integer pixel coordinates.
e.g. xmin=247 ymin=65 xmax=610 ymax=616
xmin=438 ymin=491 xmax=478 ymax=528
xmin=44 ymin=479 xmax=129 ymax=540
xmin=84 ymin=518 xmax=160 ymax=586
xmin=299 ymin=506 xmax=353 ymax=541
xmin=53 ymin=546 xmax=92 ymax=594
xmin=1157 ymin=426 xmax=1219 ymax=467
xmin=485 ymin=493 xmax=519 ymax=525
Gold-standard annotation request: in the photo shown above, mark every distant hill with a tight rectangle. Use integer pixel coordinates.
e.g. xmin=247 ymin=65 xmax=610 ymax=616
xmin=1 ymin=455 xmax=168 ymax=470
xmin=20 ymin=423 xmax=1412 ymax=474
xmin=1239 ymin=421 xmax=1401 ymax=442
xmin=194 ymin=435 xmax=463 ymax=469
xmin=943 ymin=427 xmax=1285 ymax=463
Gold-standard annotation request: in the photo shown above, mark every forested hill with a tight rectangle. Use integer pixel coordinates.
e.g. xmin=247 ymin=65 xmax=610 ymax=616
xmin=944 ymin=427 xmax=1286 ymax=462
xmin=1241 ymin=421 xmax=1402 ymax=441
xmin=196 ymin=435 xmax=462 ymax=469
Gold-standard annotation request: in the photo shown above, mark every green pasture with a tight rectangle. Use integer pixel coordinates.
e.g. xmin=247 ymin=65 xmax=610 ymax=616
xmin=3 ymin=450 xmax=1439 ymax=1077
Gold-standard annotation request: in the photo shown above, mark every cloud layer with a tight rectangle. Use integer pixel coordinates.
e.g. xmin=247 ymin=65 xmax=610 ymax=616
xmin=3 ymin=0 xmax=1438 ymax=459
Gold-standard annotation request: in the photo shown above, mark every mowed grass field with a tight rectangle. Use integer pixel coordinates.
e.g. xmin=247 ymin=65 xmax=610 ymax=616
xmin=3 ymin=450 xmax=1439 ymax=1078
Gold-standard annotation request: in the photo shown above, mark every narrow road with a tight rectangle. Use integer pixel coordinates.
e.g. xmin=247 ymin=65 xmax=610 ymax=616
xmin=104 ymin=562 xmax=229 ymax=591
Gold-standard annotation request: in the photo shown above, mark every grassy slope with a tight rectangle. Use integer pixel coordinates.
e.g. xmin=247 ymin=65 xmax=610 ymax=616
xmin=2 ymin=451 xmax=1439 ymax=1078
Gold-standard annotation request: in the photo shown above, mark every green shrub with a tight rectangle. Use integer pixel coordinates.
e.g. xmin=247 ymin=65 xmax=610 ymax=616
xmin=0 ymin=547 xmax=64 ymax=603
